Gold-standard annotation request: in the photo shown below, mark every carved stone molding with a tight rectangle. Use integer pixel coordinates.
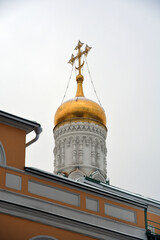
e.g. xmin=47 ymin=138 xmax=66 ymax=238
xmin=54 ymin=122 xmax=107 ymax=140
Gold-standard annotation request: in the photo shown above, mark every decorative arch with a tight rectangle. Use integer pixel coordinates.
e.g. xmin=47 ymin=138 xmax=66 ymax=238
xmin=68 ymin=168 xmax=85 ymax=181
xmin=91 ymin=170 xmax=106 ymax=183
xmin=29 ymin=235 xmax=57 ymax=240
xmin=0 ymin=142 xmax=6 ymax=166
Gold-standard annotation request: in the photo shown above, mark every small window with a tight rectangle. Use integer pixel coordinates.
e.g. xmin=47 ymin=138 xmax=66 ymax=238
xmin=0 ymin=142 xmax=6 ymax=166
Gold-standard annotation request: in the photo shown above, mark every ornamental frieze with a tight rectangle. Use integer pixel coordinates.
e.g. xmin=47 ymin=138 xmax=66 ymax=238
xmin=54 ymin=122 xmax=107 ymax=140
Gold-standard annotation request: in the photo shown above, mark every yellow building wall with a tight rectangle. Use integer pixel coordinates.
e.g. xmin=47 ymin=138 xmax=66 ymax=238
xmin=0 ymin=167 xmax=146 ymax=229
xmin=147 ymin=212 xmax=160 ymax=234
xmin=0 ymin=123 xmax=26 ymax=170
xmin=0 ymin=213 xmax=97 ymax=240
xmin=0 ymin=121 xmax=159 ymax=238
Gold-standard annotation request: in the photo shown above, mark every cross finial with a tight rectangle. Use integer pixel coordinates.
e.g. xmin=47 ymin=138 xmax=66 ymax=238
xmin=68 ymin=40 xmax=91 ymax=75
xmin=68 ymin=41 xmax=91 ymax=97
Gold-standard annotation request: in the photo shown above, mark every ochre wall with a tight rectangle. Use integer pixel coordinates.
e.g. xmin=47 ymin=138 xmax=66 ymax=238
xmin=147 ymin=212 xmax=160 ymax=234
xmin=0 ymin=167 xmax=160 ymax=238
xmin=0 ymin=167 xmax=146 ymax=229
xmin=0 ymin=213 xmax=97 ymax=240
xmin=0 ymin=123 xmax=26 ymax=170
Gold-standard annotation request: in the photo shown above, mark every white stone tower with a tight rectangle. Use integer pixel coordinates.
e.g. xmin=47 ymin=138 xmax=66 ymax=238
xmin=53 ymin=41 xmax=107 ymax=182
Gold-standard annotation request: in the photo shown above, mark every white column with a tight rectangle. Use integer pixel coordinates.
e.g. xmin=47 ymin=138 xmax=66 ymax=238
xmin=96 ymin=142 xmax=100 ymax=168
xmin=60 ymin=140 xmax=65 ymax=167
xmin=78 ymin=138 xmax=83 ymax=164
xmin=72 ymin=137 xmax=77 ymax=164
xmin=91 ymin=139 xmax=96 ymax=166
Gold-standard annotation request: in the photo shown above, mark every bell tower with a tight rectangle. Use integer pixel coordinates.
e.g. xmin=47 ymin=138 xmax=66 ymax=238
xmin=53 ymin=41 xmax=107 ymax=182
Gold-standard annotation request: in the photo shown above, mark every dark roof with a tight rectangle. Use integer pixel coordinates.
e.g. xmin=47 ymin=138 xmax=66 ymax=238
xmin=0 ymin=110 xmax=41 ymax=134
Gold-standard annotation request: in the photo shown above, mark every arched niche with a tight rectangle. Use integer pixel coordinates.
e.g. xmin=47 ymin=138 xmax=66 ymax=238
xmin=68 ymin=168 xmax=85 ymax=181
xmin=29 ymin=235 xmax=58 ymax=240
xmin=91 ymin=170 xmax=106 ymax=183
xmin=0 ymin=142 xmax=6 ymax=166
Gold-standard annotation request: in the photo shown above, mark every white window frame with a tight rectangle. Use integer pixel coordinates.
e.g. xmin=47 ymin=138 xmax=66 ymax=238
xmin=0 ymin=142 xmax=6 ymax=166
xmin=30 ymin=236 xmax=57 ymax=240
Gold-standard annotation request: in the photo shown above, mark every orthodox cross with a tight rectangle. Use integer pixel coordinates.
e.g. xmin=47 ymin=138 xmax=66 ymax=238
xmin=68 ymin=40 xmax=91 ymax=75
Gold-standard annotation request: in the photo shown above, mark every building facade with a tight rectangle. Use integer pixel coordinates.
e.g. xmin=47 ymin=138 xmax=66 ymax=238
xmin=0 ymin=111 xmax=160 ymax=239
xmin=0 ymin=42 xmax=160 ymax=239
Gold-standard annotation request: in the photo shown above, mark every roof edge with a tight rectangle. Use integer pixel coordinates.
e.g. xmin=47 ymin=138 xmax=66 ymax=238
xmin=0 ymin=110 xmax=41 ymax=134
xmin=24 ymin=167 xmax=160 ymax=209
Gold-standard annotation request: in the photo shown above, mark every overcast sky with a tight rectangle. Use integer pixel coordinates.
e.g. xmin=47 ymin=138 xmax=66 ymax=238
xmin=0 ymin=0 xmax=160 ymax=201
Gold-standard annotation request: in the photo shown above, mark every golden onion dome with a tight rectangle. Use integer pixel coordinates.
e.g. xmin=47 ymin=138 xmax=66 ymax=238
xmin=54 ymin=41 xmax=106 ymax=129
xmin=54 ymin=74 xmax=106 ymax=128
xmin=54 ymin=97 xmax=106 ymax=127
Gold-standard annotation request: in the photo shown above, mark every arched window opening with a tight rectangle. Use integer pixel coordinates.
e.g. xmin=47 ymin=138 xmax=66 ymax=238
xmin=29 ymin=236 xmax=58 ymax=240
xmin=0 ymin=142 xmax=6 ymax=166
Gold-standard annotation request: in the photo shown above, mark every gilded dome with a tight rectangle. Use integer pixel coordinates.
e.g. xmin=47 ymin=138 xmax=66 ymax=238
xmin=54 ymin=96 xmax=106 ymax=128
xmin=54 ymin=41 xmax=106 ymax=128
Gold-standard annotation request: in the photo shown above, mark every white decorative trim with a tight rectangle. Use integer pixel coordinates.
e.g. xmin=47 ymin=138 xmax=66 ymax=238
xmin=30 ymin=236 xmax=57 ymax=240
xmin=28 ymin=180 xmax=80 ymax=206
xmin=54 ymin=122 xmax=107 ymax=140
xmin=86 ymin=197 xmax=99 ymax=212
xmin=104 ymin=203 xmax=137 ymax=223
xmin=5 ymin=173 xmax=22 ymax=191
